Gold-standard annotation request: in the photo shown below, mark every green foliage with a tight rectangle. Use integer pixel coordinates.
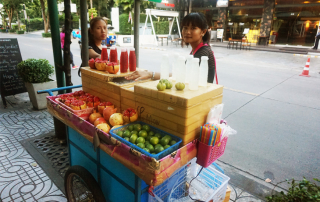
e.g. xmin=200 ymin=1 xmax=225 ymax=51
xmin=25 ymin=0 xmax=42 ymax=19
xmin=42 ymin=32 xmax=51 ymax=38
xmin=9 ymin=29 xmax=16 ymax=33
xmin=16 ymin=30 xmax=24 ymax=34
xmin=29 ymin=18 xmax=44 ymax=31
xmin=17 ymin=59 xmax=54 ymax=83
xmin=12 ymin=24 xmax=18 ymax=30
xmin=20 ymin=25 xmax=26 ymax=30
xmin=266 ymin=178 xmax=320 ymax=202
xmin=119 ymin=13 xmax=131 ymax=35
xmin=1 ymin=29 xmax=7 ymax=33
xmin=140 ymin=14 xmax=157 ymax=23
xmin=88 ymin=8 xmax=98 ymax=19
xmin=153 ymin=21 xmax=169 ymax=35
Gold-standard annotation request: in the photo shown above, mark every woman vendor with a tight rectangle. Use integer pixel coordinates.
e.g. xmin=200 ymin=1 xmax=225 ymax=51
xmin=125 ymin=12 xmax=216 ymax=83
xmin=88 ymin=17 xmax=108 ymax=59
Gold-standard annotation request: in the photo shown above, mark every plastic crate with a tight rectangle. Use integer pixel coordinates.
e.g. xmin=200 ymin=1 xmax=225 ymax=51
xmin=168 ymin=162 xmax=230 ymax=202
xmin=110 ymin=121 xmax=182 ymax=160
xmin=148 ymin=158 xmax=197 ymax=202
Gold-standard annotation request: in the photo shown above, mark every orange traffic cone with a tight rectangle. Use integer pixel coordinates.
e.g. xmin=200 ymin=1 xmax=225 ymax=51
xmin=300 ymin=57 xmax=311 ymax=77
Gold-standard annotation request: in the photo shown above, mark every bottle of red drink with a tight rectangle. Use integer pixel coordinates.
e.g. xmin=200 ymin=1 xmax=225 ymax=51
xmin=109 ymin=47 xmax=118 ymax=63
xmin=120 ymin=48 xmax=128 ymax=73
xmin=129 ymin=48 xmax=136 ymax=72
xmin=101 ymin=45 xmax=108 ymax=61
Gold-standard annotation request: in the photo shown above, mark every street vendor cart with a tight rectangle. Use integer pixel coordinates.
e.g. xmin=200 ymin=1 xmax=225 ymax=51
xmin=38 ymin=67 xmax=230 ymax=202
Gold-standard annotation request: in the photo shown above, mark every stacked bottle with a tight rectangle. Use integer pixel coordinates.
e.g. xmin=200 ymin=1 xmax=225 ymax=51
xmin=176 ymin=56 xmax=186 ymax=83
xmin=101 ymin=46 xmax=108 ymax=61
xmin=160 ymin=54 xmax=170 ymax=80
xmin=185 ymin=55 xmax=193 ymax=83
xmin=120 ymin=48 xmax=128 ymax=73
xmin=199 ymin=56 xmax=209 ymax=87
xmin=189 ymin=58 xmax=199 ymax=91
xmin=129 ymin=48 xmax=136 ymax=72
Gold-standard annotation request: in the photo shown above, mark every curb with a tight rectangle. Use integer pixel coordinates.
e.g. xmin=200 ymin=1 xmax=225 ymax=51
xmin=216 ymin=160 xmax=286 ymax=201
xmin=293 ymin=54 xmax=320 ymax=58
xmin=140 ymin=47 xmax=166 ymax=51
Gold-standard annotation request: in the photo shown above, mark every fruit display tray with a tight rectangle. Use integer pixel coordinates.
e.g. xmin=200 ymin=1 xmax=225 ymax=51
xmin=110 ymin=121 xmax=182 ymax=160
xmin=46 ymin=95 xmax=197 ymax=186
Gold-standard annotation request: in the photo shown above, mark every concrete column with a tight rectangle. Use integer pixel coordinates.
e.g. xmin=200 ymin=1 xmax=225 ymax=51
xmin=260 ymin=0 xmax=275 ymax=37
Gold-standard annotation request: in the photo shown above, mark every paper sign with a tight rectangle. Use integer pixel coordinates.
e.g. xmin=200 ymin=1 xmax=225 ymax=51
xmin=217 ymin=29 xmax=224 ymax=39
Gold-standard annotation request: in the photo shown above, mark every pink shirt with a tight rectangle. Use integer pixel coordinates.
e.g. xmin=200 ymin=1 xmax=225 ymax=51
xmin=60 ymin=32 xmax=65 ymax=49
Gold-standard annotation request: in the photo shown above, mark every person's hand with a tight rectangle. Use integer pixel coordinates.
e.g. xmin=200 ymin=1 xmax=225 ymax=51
xmin=125 ymin=70 xmax=152 ymax=81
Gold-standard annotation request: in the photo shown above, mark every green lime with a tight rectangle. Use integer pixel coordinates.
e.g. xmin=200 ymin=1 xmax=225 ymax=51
xmin=136 ymin=137 xmax=145 ymax=144
xmin=164 ymin=145 xmax=170 ymax=149
xmin=163 ymin=135 xmax=172 ymax=142
xmin=155 ymin=144 xmax=162 ymax=149
xmin=143 ymin=148 xmax=150 ymax=153
xmin=128 ymin=125 xmax=134 ymax=131
xmin=170 ymin=140 xmax=177 ymax=146
xmin=124 ymin=137 xmax=130 ymax=141
xmin=116 ymin=131 xmax=123 ymax=137
xmin=145 ymin=136 xmax=152 ymax=141
xmin=146 ymin=144 xmax=154 ymax=153
xmin=148 ymin=131 xmax=155 ymax=136
xmin=150 ymin=137 xmax=159 ymax=145
xmin=160 ymin=138 xmax=169 ymax=147
xmin=133 ymin=124 xmax=142 ymax=131
xmin=142 ymin=125 xmax=151 ymax=132
xmin=155 ymin=146 xmax=164 ymax=154
xmin=137 ymin=143 xmax=145 ymax=148
xmin=131 ymin=130 xmax=138 ymax=136
xmin=154 ymin=133 xmax=162 ymax=139
xmin=130 ymin=134 xmax=138 ymax=144
xmin=139 ymin=130 xmax=148 ymax=138
xmin=123 ymin=130 xmax=131 ymax=138
xmin=145 ymin=141 xmax=150 ymax=145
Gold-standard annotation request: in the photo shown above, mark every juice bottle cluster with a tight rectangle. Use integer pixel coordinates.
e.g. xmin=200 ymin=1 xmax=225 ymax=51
xmin=120 ymin=48 xmax=136 ymax=73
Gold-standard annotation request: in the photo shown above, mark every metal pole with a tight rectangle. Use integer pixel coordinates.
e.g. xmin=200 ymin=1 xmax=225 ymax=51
xmin=47 ymin=0 xmax=66 ymax=93
xmin=47 ymin=0 xmax=67 ymax=141
xmin=64 ymin=0 xmax=73 ymax=92
xmin=134 ymin=0 xmax=140 ymax=68
xmin=80 ymin=0 xmax=89 ymax=67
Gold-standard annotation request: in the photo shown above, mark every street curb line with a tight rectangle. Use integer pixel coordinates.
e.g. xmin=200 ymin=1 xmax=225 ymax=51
xmin=293 ymin=54 xmax=319 ymax=58
xmin=216 ymin=160 xmax=286 ymax=200
xmin=140 ymin=47 xmax=166 ymax=51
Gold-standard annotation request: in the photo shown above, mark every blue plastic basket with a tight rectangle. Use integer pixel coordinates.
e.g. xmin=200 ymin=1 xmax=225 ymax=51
xmin=110 ymin=121 xmax=182 ymax=160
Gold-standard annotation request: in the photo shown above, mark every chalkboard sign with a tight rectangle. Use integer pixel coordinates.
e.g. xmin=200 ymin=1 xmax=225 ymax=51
xmin=0 ymin=38 xmax=27 ymax=107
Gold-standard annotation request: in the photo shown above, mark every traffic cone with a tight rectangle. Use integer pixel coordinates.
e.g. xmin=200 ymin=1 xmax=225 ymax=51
xmin=300 ymin=57 xmax=311 ymax=77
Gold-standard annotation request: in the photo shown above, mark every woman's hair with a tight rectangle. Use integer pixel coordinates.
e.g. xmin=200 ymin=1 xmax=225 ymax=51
xmin=88 ymin=16 xmax=106 ymax=44
xmin=181 ymin=13 xmax=211 ymax=45
xmin=61 ymin=25 xmax=65 ymax=33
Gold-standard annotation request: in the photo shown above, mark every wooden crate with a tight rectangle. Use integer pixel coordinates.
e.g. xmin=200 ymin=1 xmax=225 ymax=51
xmin=120 ymin=83 xmax=223 ymax=145
xmin=134 ymin=80 xmax=223 ymax=108
xmin=81 ymin=67 xmax=150 ymax=112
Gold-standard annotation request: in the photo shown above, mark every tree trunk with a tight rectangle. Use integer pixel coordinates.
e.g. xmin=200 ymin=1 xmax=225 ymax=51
xmin=64 ymin=0 xmax=73 ymax=92
xmin=6 ymin=7 xmax=14 ymax=29
xmin=17 ymin=13 xmax=20 ymax=30
xmin=40 ymin=0 xmax=48 ymax=33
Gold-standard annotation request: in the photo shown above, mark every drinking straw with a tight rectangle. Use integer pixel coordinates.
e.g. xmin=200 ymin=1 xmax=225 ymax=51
xmin=205 ymin=127 xmax=210 ymax=145
xmin=212 ymin=126 xmax=219 ymax=146
xmin=201 ymin=126 xmax=206 ymax=143
xmin=199 ymin=126 xmax=203 ymax=142
xmin=208 ymin=129 xmax=214 ymax=146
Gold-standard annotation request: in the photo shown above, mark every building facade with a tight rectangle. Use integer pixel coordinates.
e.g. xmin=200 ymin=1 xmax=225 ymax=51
xmin=192 ymin=0 xmax=320 ymax=46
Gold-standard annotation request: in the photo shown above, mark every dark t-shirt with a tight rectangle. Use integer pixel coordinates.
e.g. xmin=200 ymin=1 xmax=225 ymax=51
xmin=89 ymin=41 xmax=101 ymax=57
xmin=193 ymin=45 xmax=216 ymax=83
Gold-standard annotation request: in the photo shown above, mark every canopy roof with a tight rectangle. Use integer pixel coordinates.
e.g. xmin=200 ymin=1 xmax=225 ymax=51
xmin=145 ymin=9 xmax=179 ymax=17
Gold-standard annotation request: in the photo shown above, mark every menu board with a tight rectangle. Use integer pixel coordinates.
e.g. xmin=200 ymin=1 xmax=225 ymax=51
xmin=0 ymin=38 xmax=26 ymax=107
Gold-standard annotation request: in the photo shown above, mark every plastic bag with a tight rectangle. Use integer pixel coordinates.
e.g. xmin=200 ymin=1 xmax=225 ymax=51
xmin=206 ymin=104 xmax=224 ymax=124
xmin=220 ymin=124 xmax=237 ymax=139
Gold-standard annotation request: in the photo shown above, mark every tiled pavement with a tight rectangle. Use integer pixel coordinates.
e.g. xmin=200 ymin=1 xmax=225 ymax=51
xmin=0 ymin=97 xmax=67 ymax=202
xmin=0 ymin=94 xmax=263 ymax=202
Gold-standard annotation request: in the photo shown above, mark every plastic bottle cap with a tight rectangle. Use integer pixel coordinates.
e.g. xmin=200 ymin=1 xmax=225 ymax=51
xmin=201 ymin=56 xmax=209 ymax=60
xmin=121 ymin=48 xmax=127 ymax=52
xmin=110 ymin=47 xmax=115 ymax=50
xmin=192 ymin=58 xmax=199 ymax=62
xmin=131 ymin=48 xmax=135 ymax=51
xmin=102 ymin=45 xmax=107 ymax=48
xmin=187 ymin=55 xmax=193 ymax=60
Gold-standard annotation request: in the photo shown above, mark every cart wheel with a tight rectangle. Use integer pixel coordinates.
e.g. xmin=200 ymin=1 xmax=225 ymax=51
xmin=64 ymin=165 xmax=106 ymax=202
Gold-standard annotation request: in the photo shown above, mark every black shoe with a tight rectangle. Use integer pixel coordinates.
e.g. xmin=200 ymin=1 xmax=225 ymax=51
xmin=312 ymin=47 xmax=317 ymax=50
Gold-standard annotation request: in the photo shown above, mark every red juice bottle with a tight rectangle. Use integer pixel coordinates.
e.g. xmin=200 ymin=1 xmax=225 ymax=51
xmin=120 ymin=48 xmax=128 ymax=73
xmin=129 ymin=48 xmax=136 ymax=72
xmin=101 ymin=46 xmax=108 ymax=61
xmin=110 ymin=47 xmax=117 ymax=63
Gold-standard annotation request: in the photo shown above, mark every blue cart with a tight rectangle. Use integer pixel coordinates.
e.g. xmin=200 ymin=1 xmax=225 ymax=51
xmin=38 ymin=85 xmax=150 ymax=202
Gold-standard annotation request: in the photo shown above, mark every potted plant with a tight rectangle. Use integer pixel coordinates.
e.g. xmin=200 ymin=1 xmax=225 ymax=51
xmin=17 ymin=58 xmax=57 ymax=109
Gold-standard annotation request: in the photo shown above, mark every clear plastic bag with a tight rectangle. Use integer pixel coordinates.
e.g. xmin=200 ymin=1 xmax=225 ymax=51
xmin=206 ymin=104 xmax=224 ymax=124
